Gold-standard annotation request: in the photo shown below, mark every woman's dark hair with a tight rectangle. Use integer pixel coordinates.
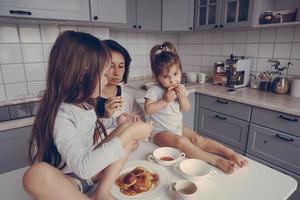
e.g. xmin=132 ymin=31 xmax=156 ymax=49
xmin=150 ymin=41 xmax=182 ymax=78
xmin=28 ymin=31 xmax=110 ymax=167
xmin=103 ymin=39 xmax=131 ymax=83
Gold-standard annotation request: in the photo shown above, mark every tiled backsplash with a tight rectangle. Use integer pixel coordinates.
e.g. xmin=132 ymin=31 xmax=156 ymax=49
xmin=0 ymin=22 xmax=299 ymax=101
xmin=178 ymin=27 xmax=300 ymax=77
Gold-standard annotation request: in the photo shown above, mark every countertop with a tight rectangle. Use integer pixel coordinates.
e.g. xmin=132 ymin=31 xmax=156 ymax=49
xmin=0 ymin=141 xmax=297 ymax=200
xmin=1 ymin=79 xmax=300 ymax=132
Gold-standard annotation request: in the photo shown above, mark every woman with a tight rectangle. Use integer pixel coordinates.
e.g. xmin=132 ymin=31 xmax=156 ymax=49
xmin=96 ymin=40 xmax=145 ymax=131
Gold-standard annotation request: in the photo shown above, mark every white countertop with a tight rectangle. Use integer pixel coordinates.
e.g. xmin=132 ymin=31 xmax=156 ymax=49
xmin=0 ymin=141 xmax=297 ymax=200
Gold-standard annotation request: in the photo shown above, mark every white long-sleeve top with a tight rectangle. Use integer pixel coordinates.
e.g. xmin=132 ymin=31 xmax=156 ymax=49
xmin=53 ymin=103 xmax=125 ymax=179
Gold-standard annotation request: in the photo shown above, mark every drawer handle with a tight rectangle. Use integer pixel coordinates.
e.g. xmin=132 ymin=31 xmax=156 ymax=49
xmin=279 ymin=115 xmax=298 ymax=122
xmin=215 ymin=114 xmax=226 ymax=120
xmin=216 ymin=99 xmax=228 ymax=104
xmin=9 ymin=10 xmax=32 ymax=16
xmin=275 ymin=134 xmax=294 ymax=142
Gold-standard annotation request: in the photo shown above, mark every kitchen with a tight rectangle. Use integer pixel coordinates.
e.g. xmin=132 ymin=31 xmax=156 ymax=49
xmin=0 ymin=0 xmax=299 ymax=199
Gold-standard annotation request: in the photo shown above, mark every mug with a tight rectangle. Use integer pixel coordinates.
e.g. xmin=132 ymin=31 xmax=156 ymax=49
xmin=171 ymin=180 xmax=199 ymax=200
xmin=197 ymin=73 xmax=207 ymax=84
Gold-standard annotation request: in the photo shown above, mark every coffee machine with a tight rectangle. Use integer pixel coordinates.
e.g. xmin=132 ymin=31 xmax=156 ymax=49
xmin=225 ymin=54 xmax=251 ymax=88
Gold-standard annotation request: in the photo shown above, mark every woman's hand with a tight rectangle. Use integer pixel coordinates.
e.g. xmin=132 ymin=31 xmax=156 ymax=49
xmin=175 ymin=84 xmax=187 ymax=99
xmin=104 ymin=96 xmax=124 ymax=117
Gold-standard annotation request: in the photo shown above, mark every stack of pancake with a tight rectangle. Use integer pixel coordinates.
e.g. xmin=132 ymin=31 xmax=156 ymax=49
xmin=115 ymin=167 xmax=159 ymax=196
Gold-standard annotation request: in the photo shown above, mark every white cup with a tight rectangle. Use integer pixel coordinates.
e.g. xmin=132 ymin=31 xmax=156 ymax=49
xmin=197 ymin=73 xmax=207 ymax=84
xmin=148 ymin=147 xmax=185 ymax=166
xmin=171 ymin=180 xmax=199 ymax=200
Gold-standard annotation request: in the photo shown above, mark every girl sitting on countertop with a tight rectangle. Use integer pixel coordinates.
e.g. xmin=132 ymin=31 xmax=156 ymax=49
xmin=23 ymin=31 xmax=152 ymax=200
xmin=144 ymin=41 xmax=247 ymax=174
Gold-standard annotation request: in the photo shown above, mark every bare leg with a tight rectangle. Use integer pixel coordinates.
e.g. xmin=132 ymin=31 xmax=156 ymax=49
xmin=183 ymin=126 xmax=248 ymax=167
xmin=153 ymin=132 xmax=235 ymax=174
xmin=23 ymin=162 xmax=90 ymax=200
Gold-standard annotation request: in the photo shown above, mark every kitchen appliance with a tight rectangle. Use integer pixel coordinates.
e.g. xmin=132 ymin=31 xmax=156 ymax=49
xmin=213 ymin=61 xmax=226 ymax=86
xmin=225 ymin=55 xmax=251 ymax=88
xmin=271 ymin=77 xmax=289 ymax=94
xmin=290 ymin=78 xmax=300 ymax=97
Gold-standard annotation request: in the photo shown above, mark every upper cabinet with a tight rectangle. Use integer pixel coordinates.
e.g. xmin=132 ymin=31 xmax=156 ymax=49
xmin=162 ymin=0 xmax=194 ymax=31
xmin=195 ymin=0 xmax=254 ymax=30
xmin=111 ymin=0 xmax=161 ymax=31
xmin=0 ymin=0 xmax=90 ymax=21
xmin=90 ymin=0 xmax=127 ymax=23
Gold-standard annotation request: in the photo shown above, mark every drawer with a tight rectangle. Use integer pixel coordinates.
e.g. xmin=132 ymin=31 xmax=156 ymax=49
xmin=197 ymin=108 xmax=249 ymax=151
xmin=0 ymin=126 xmax=32 ymax=174
xmin=252 ymin=107 xmax=300 ymax=137
xmin=247 ymin=124 xmax=300 ymax=175
xmin=246 ymin=154 xmax=300 ymax=200
xmin=199 ymin=94 xmax=251 ymax=121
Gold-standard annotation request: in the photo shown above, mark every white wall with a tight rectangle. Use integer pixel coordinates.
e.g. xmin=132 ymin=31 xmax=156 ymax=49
xmin=178 ymin=27 xmax=300 ymax=78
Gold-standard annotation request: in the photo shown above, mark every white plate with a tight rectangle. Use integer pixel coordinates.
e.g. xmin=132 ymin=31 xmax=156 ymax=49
xmin=111 ymin=160 xmax=171 ymax=200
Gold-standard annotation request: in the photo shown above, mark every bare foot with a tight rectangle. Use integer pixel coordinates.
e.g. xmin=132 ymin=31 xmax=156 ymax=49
xmin=215 ymin=158 xmax=236 ymax=174
xmin=228 ymin=153 xmax=248 ymax=167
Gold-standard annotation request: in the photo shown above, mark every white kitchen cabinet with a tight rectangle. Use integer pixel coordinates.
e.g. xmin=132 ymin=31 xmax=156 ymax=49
xmin=113 ymin=0 xmax=161 ymax=31
xmin=0 ymin=0 xmax=90 ymax=21
xmin=162 ymin=0 xmax=194 ymax=31
xmin=90 ymin=0 xmax=127 ymax=23
xmin=195 ymin=0 xmax=255 ymax=30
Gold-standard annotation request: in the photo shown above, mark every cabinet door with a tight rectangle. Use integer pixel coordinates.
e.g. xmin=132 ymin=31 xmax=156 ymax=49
xmin=0 ymin=0 xmax=90 ymax=21
xmin=194 ymin=0 xmax=222 ymax=30
xmin=0 ymin=126 xmax=32 ymax=174
xmin=90 ymin=0 xmax=127 ymax=23
xmin=162 ymin=0 xmax=194 ymax=31
xmin=136 ymin=0 xmax=161 ymax=31
xmin=198 ymin=108 xmax=249 ymax=151
xmin=183 ymin=93 xmax=196 ymax=130
xmin=220 ymin=0 xmax=254 ymax=28
xmin=247 ymin=124 xmax=300 ymax=175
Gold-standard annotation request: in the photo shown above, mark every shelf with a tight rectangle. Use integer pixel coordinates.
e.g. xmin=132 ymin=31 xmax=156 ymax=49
xmin=254 ymin=21 xmax=300 ymax=28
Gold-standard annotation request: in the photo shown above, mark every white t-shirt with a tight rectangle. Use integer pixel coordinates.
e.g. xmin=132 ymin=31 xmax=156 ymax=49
xmin=53 ymin=103 xmax=125 ymax=179
xmin=145 ymin=84 xmax=186 ymax=136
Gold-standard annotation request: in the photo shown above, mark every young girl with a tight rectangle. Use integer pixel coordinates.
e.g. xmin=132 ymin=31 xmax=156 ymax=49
xmin=144 ymin=41 xmax=247 ymax=174
xmin=95 ymin=40 xmax=145 ymax=133
xmin=23 ymin=31 xmax=152 ymax=200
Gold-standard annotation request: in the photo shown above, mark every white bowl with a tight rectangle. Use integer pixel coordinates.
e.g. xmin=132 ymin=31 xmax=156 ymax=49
xmin=174 ymin=159 xmax=217 ymax=181
xmin=186 ymin=72 xmax=197 ymax=82
xmin=148 ymin=147 xmax=185 ymax=166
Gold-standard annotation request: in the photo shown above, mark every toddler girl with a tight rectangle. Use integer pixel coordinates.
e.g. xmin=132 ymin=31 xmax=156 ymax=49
xmin=144 ymin=41 xmax=247 ymax=174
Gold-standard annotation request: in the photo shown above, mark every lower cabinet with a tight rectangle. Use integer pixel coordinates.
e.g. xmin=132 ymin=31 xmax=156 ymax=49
xmin=246 ymin=154 xmax=300 ymax=200
xmin=197 ymin=108 xmax=249 ymax=152
xmin=247 ymin=124 xmax=300 ymax=175
xmin=0 ymin=126 xmax=32 ymax=174
xmin=183 ymin=93 xmax=195 ymax=131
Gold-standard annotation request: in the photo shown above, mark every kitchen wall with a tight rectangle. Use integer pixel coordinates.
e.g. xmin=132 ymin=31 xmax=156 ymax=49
xmin=0 ymin=23 xmax=299 ymax=101
xmin=0 ymin=23 xmax=177 ymax=101
xmin=178 ymin=26 xmax=300 ymax=78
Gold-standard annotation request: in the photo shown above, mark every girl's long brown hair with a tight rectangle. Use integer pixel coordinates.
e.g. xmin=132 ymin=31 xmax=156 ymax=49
xmin=28 ymin=31 xmax=110 ymax=167
xmin=150 ymin=41 xmax=182 ymax=78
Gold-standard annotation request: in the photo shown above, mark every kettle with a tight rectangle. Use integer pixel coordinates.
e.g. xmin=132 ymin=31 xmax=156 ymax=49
xmin=271 ymin=77 xmax=289 ymax=94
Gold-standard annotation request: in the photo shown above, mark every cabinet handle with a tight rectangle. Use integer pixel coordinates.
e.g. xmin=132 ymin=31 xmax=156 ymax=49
xmin=219 ymin=24 xmax=224 ymax=28
xmin=93 ymin=16 xmax=98 ymax=20
xmin=133 ymin=25 xmax=137 ymax=28
xmin=275 ymin=134 xmax=294 ymax=142
xmin=189 ymin=27 xmax=192 ymax=30
xmin=279 ymin=115 xmax=298 ymax=122
xmin=214 ymin=25 xmax=218 ymax=28
xmin=216 ymin=99 xmax=228 ymax=104
xmin=9 ymin=10 xmax=32 ymax=16
xmin=138 ymin=25 xmax=142 ymax=29
xmin=215 ymin=114 xmax=226 ymax=120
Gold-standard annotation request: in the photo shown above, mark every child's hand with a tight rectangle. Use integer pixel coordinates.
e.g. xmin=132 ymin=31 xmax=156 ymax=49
xmin=162 ymin=90 xmax=177 ymax=103
xmin=117 ymin=113 xmax=140 ymax=125
xmin=104 ymin=96 xmax=123 ymax=117
xmin=126 ymin=121 xmax=153 ymax=141
xmin=175 ymin=84 xmax=187 ymax=99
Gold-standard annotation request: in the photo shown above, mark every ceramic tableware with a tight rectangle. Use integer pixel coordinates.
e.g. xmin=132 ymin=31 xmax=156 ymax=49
xmin=148 ymin=147 xmax=185 ymax=167
xmin=171 ymin=180 xmax=199 ymax=200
